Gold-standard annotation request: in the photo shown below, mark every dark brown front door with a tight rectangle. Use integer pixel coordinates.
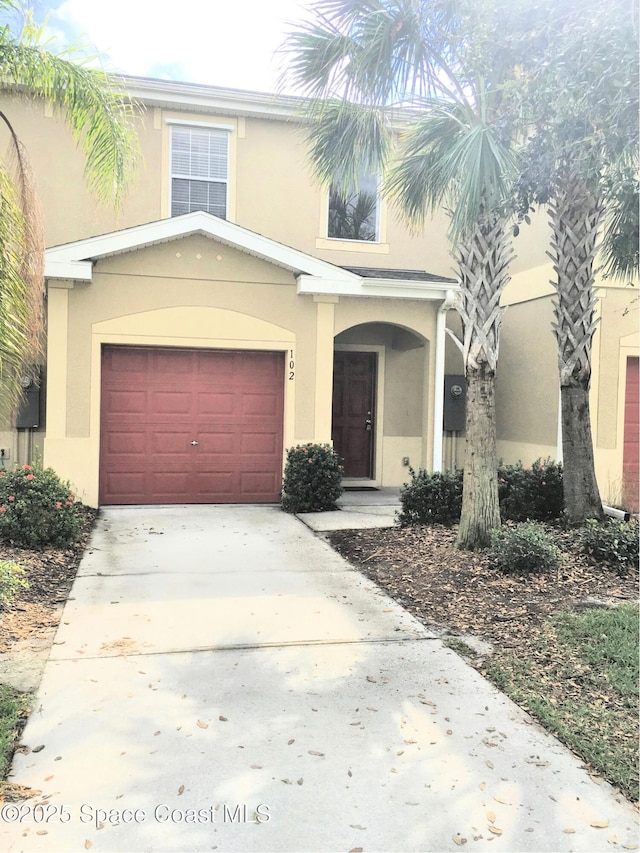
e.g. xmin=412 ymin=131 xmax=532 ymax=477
xmin=100 ymin=346 xmax=284 ymax=505
xmin=332 ymin=351 xmax=376 ymax=478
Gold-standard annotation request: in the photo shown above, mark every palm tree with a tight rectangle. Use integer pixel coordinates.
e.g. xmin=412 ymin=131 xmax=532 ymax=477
xmin=517 ymin=0 xmax=639 ymax=522
xmin=0 ymin=1 xmax=139 ymax=419
xmin=283 ymin=0 xmax=524 ymax=548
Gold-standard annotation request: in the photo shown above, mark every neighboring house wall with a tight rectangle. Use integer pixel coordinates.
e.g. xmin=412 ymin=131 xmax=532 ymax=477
xmin=495 ymin=262 xmax=639 ymax=506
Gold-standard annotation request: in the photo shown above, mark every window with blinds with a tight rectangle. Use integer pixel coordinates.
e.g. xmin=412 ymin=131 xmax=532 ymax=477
xmin=170 ymin=126 xmax=229 ymax=218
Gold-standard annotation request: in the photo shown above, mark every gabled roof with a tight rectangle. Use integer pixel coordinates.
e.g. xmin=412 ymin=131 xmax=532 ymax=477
xmin=44 ymin=211 xmax=360 ymax=283
xmin=44 ymin=211 xmax=458 ymax=301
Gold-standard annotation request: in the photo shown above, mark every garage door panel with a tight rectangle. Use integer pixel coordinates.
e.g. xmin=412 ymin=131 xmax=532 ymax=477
xmin=152 ymin=350 xmax=195 ymax=375
xmin=196 ymin=432 xmax=236 ymax=455
xmin=104 ymin=389 xmax=147 ymax=416
xmin=197 ymin=393 xmax=236 ymax=416
xmin=239 ymin=471 xmax=280 ymax=497
xmin=103 ymin=430 xmax=147 ymax=455
xmin=190 ymin=473 xmax=238 ymax=501
xmin=149 ymin=390 xmax=195 ymax=416
xmin=242 ymin=392 xmax=281 ymax=416
xmin=101 ymin=472 xmax=147 ymax=503
xmin=100 ymin=346 xmax=284 ymax=504
xmin=240 ymin=432 xmax=279 ymax=454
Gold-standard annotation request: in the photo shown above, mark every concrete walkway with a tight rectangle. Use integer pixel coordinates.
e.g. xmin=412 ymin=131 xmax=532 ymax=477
xmin=298 ymin=487 xmax=401 ymax=531
xmin=3 ymin=505 xmax=637 ymax=853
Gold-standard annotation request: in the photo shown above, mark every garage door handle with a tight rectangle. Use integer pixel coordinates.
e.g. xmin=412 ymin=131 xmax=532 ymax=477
xmin=190 ymin=440 xmax=199 ymax=446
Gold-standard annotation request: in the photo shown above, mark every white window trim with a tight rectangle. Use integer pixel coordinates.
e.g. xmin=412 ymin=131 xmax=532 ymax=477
xmin=165 ymin=118 xmax=235 ymax=131
xmin=169 ymin=123 xmax=232 ymax=219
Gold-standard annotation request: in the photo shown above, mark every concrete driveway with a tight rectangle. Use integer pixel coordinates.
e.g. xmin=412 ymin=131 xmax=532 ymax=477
xmin=3 ymin=506 xmax=638 ymax=852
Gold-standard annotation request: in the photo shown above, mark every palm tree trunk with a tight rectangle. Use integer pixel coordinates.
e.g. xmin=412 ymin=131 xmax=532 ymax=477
xmin=455 ymin=216 xmax=513 ymax=549
xmin=458 ymin=362 xmax=500 ymax=549
xmin=549 ymin=172 xmax=604 ymax=523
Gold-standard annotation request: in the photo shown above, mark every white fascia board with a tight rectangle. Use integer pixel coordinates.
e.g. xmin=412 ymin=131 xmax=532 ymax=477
xmin=297 ymin=274 xmax=460 ymax=301
xmin=123 ymin=76 xmax=306 ymax=120
xmin=44 ymin=213 xmax=359 ymax=283
xmin=44 ymin=259 xmax=93 ymax=281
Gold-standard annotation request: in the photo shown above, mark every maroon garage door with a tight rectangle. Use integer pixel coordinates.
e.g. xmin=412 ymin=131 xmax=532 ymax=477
xmin=100 ymin=346 xmax=284 ymax=505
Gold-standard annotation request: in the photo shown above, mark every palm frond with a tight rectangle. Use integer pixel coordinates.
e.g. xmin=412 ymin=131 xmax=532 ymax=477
xmin=0 ymin=158 xmax=33 ymax=419
xmin=303 ymin=98 xmax=393 ymax=193
xmin=388 ymin=99 xmax=518 ymax=239
xmin=281 ymin=0 xmax=472 ymax=107
xmin=0 ymin=30 xmax=140 ymax=209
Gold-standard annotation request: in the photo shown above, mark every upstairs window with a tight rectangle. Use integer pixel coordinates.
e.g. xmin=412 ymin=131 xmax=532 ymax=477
xmin=327 ymin=171 xmax=379 ymax=242
xmin=170 ymin=125 xmax=229 ymax=218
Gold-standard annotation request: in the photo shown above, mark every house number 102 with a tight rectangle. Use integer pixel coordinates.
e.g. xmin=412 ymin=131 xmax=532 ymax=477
xmin=289 ymin=350 xmax=295 ymax=381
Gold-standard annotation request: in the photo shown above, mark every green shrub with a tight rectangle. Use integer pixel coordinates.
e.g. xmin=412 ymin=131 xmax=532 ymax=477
xmin=498 ymin=458 xmax=564 ymax=522
xmin=281 ymin=443 xmax=343 ymax=513
xmin=489 ymin=522 xmax=560 ymax=575
xmin=398 ymin=459 xmax=564 ymax=528
xmin=579 ymin=518 xmax=639 ymax=574
xmin=0 ymin=464 xmax=82 ymax=548
xmin=0 ymin=560 xmax=28 ymax=608
xmin=398 ymin=467 xmax=463 ymax=526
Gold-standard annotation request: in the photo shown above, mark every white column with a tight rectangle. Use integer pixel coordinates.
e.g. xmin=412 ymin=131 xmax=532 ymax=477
xmin=432 ymin=290 xmax=458 ymax=471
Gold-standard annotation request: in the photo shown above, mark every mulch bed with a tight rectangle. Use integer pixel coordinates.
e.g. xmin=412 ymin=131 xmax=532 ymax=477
xmin=327 ymin=523 xmax=639 ymax=647
xmin=0 ymin=508 xmax=97 ymax=653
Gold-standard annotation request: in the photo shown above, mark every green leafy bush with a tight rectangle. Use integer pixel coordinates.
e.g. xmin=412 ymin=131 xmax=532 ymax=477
xmin=579 ymin=518 xmax=639 ymax=574
xmin=281 ymin=443 xmax=343 ymax=513
xmin=398 ymin=467 xmax=463 ymax=526
xmin=489 ymin=522 xmax=560 ymax=574
xmin=498 ymin=458 xmax=564 ymax=522
xmin=0 ymin=464 xmax=81 ymax=548
xmin=0 ymin=560 xmax=28 ymax=608
xmin=399 ymin=459 xmax=564 ymax=528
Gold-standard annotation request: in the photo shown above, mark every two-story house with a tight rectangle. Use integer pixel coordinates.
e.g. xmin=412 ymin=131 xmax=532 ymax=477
xmin=1 ymin=76 xmax=637 ymax=509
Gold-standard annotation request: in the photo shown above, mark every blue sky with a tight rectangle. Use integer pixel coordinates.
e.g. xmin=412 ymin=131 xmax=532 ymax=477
xmin=22 ymin=0 xmax=311 ymax=92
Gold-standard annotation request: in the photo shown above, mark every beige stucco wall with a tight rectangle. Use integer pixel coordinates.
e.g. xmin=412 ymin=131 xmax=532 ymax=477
xmin=0 ymin=90 xmax=550 ymax=277
xmin=43 ymin=232 xmax=445 ymax=503
xmin=496 ymin=262 xmax=639 ymax=503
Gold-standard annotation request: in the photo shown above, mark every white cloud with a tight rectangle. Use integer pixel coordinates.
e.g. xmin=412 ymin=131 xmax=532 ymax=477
xmin=50 ymin=0 xmax=308 ymax=91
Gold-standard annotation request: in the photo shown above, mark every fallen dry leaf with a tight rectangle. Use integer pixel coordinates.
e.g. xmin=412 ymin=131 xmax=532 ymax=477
xmin=84 ymin=842 xmax=92 ymax=849
xmin=178 ymin=785 xmax=184 ymax=795
xmin=308 ymin=750 xmax=324 ymax=756
xmin=488 ymin=826 xmax=503 ymax=836
xmin=487 ymin=811 xmax=496 ymax=823
xmin=287 ymin=739 xmax=295 ymax=745
xmin=452 ymin=835 xmax=467 ymax=846
xmin=590 ymin=820 xmax=609 ymax=829
xmin=196 ymin=720 xmax=208 ymax=729
xmin=219 ymin=715 xmax=228 ymax=722
xmin=563 ymin=828 xmax=575 ymax=834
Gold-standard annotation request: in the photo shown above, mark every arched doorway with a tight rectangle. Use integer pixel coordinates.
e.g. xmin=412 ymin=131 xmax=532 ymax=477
xmin=333 ymin=323 xmax=428 ymax=485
